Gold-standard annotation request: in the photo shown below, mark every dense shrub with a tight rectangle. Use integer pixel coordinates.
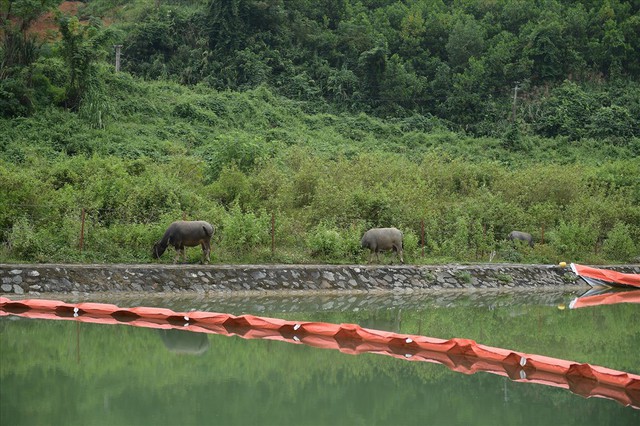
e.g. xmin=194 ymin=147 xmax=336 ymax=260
xmin=219 ymin=204 xmax=271 ymax=257
xmin=306 ymin=222 xmax=345 ymax=260
xmin=602 ymin=223 xmax=638 ymax=262
xmin=548 ymin=221 xmax=599 ymax=262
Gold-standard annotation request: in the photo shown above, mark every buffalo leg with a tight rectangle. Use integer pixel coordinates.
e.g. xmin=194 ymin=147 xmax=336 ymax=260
xmin=396 ymin=244 xmax=404 ymax=264
xmin=201 ymin=241 xmax=211 ymax=264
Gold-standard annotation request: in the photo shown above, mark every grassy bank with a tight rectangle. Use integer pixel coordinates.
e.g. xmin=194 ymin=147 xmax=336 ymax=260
xmin=1 ymin=75 xmax=638 ymax=265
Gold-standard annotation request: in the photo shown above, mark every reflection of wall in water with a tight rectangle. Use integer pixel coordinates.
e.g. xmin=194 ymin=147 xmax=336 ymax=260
xmin=359 ymin=309 xmax=403 ymax=332
xmin=94 ymin=290 xmax=577 ymax=317
xmin=158 ymin=329 xmax=210 ymax=355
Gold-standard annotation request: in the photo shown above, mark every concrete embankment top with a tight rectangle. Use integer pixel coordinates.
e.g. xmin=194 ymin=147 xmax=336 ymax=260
xmin=4 ymin=263 xmax=637 ymax=296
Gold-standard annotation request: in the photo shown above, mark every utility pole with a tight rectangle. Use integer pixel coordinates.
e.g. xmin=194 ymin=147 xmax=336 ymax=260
xmin=113 ymin=45 xmax=123 ymax=72
xmin=511 ymin=82 xmax=519 ymax=122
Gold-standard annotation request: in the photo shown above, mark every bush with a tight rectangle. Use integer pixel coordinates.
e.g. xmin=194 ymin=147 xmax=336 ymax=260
xmin=533 ymin=81 xmax=593 ymax=140
xmin=0 ymin=77 xmax=33 ymax=117
xmin=587 ymin=105 xmax=636 ymax=142
xmin=198 ymin=132 xmax=278 ymax=182
xmin=219 ymin=204 xmax=270 ymax=255
xmin=549 ymin=220 xmax=598 ymax=261
xmin=6 ymin=215 xmax=83 ymax=262
xmin=402 ymin=229 xmax=419 ymax=261
xmin=602 ymin=222 xmax=637 ymax=262
xmin=497 ymin=240 xmax=523 ymax=263
xmin=6 ymin=217 xmax=39 ymax=260
xmin=207 ymin=165 xmax=252 ymax=207
xmin=306 ymin=222 xmax=345 ymax=259
xmin=348 ymin=189 xmax=398 ymax=229
xmin=31 ymin=57 xmax=67 ymax=108
xmin=440 ymin=214 xmax=472 ymax=260
xmin=340 ymin=222 xmax=368 ymax=262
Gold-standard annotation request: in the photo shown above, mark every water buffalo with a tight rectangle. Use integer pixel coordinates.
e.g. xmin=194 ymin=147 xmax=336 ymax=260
xmin=508 ymin=230 xmax=534 ymax=248
xmin=361 ymin=227 xmax=404 ymax=264
xmin=158 ymin=329 xmax=210 ymax=355
xmin=360 ymin=308 xmax=403 ymax=332
xmin=152 ymin=220 xmax=214 ymax=264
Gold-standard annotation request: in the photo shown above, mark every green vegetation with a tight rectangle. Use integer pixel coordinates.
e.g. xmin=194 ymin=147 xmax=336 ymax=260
xmin=1 ymin=0 xmax=639 ymax=264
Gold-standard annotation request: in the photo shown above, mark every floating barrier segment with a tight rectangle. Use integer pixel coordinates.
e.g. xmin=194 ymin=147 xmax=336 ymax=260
xmin=1 ymin=297 xmax=638 ymax=409
xmin=569 ymin=289 xmax=640 ymax=309
xmin=570 ymin=263 xmax=640 ymax=288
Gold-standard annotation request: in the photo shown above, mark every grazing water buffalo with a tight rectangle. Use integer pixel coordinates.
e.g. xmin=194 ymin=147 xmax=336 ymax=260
xmin=360 ymin=309 xmax=403 ymax=332
xmin=361 ymin=227 xmax=404 ymax=264
xmin=508 ymin=230 xmax=534 ymax=247
xmin=158 ymin=329 xmax=210 ymax=355
xmin=152 ymin=220 xmax=214 ymax=264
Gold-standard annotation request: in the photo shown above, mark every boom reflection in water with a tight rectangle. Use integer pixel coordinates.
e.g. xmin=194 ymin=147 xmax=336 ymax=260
xmin=1 ymin=297 xmax=638 ymax=410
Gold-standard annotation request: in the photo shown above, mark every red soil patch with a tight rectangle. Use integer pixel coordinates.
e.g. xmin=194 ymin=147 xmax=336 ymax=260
xmin=26 ymin=1 xmax=88 ymax=40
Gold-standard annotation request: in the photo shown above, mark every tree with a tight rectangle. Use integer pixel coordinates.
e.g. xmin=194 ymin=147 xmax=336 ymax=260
xmin=57 ymin=15 xmax=113 ymax=123
xmin=621 ymin=14 xmax=640 ymax=75
xmin=445 ymin=14 xmax=486 ymax=72
xmin=206 ymin=0 xmax=285 ymax=53
xmin=1 ymin=0 xmax=62 ymax=116
xmin=532 ymin=80 xmax=593 ymax=140
xmin=1 ymin=0 xmax=61 ymax=71
xmin=522 ymin=17 xmax=566 ymax=82
xmin=357 ymin=42 xmax=388 ymax=101
xmin=378 ymin=54 xmax=425 ymax=113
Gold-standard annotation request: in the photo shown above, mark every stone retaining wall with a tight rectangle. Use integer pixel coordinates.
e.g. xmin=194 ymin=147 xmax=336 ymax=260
xmin=3 ymin=263 xmax=637 ymax=296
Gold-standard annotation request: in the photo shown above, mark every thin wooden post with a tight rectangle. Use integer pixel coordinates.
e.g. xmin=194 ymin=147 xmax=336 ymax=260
xmin=471 ymin=219 xmax=478 ymax=260
xmin=182 ymin=211 xmax=187 ymax=221
xmin=421 ymin=219 xmax=425 ymax=258
xmin=79 ymin=208 xmax=85 ymax=251
xmin=483 ymin=223 xmax=487 ymax=257
xmin=271 ymin=212 xmax=275 ymax=255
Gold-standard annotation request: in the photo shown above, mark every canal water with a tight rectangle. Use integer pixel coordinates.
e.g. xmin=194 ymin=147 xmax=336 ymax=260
xmin=1 ymin=289 xmax=639 ymax=425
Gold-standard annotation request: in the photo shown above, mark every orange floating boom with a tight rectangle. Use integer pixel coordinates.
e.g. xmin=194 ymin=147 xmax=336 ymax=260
xmin=569 ymin=289 xmax=640 ymax=309
xmin=1 ymin=297 xmax=639 ymax=409
xmin=571 ymin=263 xmax=640 ymax=288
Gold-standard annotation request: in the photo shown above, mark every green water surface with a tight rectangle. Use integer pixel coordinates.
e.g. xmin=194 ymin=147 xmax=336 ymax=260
xmin=1 ymin=290 xmax=638 ymax=426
